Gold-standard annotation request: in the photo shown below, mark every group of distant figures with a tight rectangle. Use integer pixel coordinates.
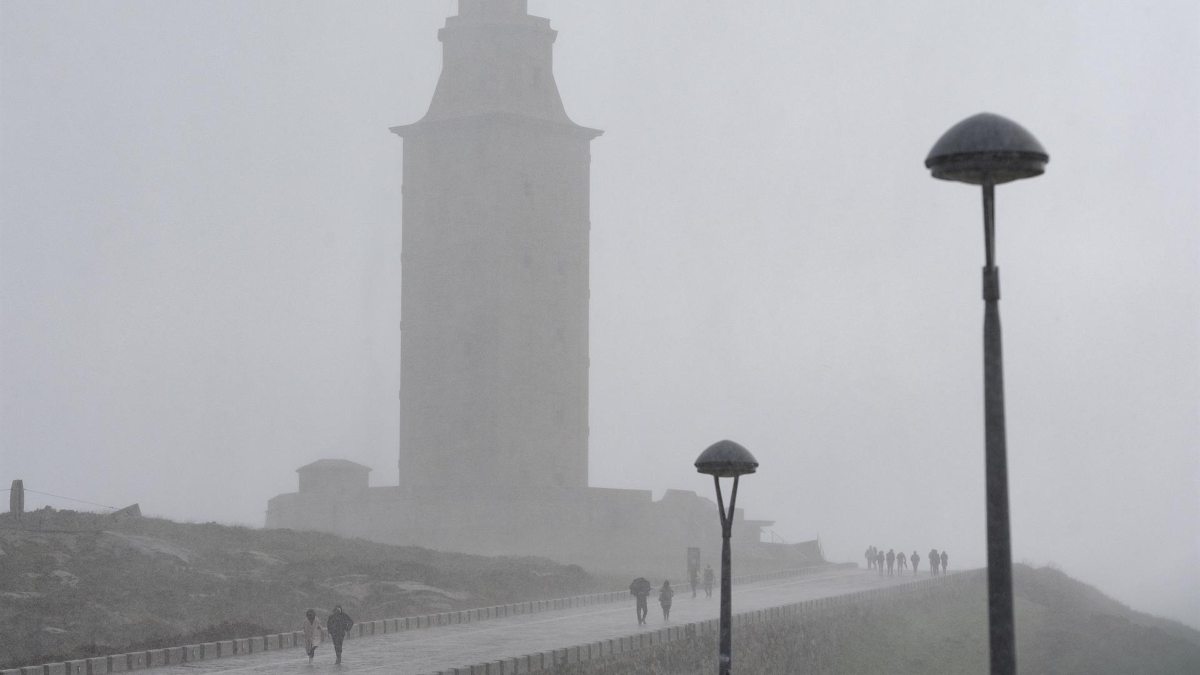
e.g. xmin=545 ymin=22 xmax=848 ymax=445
xmin=629 ymin=564 xmax=716 ymax=625
xmin=864 ymin=546 xmax=949 ymax=576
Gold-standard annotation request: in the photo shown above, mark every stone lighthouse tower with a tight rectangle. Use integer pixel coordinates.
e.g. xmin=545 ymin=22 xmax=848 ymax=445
xmin=268 ymin=0 xmax=783 ymax=571
xmin=390 ymin=0 xmax=601 ymax=491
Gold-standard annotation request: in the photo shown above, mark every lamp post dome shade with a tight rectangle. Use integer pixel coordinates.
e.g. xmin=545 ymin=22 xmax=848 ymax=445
xmin=695 ymin=440 xmax=759 ymax=477
xmin=925 ymin=113 xmax=1048 ymax=185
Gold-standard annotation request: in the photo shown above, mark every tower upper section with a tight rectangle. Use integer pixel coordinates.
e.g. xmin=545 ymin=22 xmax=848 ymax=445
xmin=389 ymin=0 xmax=600 ymax=491
xmin=394 ymin=0 xmax=597 ymax=136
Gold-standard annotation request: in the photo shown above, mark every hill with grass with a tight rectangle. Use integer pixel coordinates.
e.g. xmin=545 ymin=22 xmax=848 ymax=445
xmin=554 ymin=565 xmax=1200 ymax=674
xmin=793 ymin=565 xmax=1200 ymax=674
xmin=0 ymin=508 xmax=594 ymax=668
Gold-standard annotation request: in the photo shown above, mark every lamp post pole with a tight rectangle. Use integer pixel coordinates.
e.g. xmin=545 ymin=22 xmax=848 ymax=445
xmin=925 ymin=112 xmax=1049 ymax=675
xmin=695 ymin=439 xmax=758 ymax=675
xmin=713 ymin=474 xmax=738 ymax=675
xmin=981 ymin=180 xmax=1015 ymax=674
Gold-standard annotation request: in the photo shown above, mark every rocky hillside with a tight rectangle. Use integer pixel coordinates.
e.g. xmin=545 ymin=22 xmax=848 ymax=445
xmin=0 ymin=508 xmax=593 ymax=668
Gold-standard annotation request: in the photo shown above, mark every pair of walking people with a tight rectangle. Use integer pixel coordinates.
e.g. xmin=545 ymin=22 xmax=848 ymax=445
xmin=689 ymin=563 xmax=717 ymax=599
xmin=630 ymin=578 xmax=675 ymax=624
xmin=928 ymin=548 xmax=949 ymax=575
xmin=302 ymin=605 xmax=355 ymax=665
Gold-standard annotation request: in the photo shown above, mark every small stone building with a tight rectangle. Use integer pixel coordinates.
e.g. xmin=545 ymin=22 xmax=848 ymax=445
xmin=297 ymin=459 xmax=370 ymax=496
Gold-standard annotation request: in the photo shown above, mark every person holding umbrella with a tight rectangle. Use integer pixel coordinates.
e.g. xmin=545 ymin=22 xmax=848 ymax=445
xmin=629 ymin=577 xmax=651 ymax=625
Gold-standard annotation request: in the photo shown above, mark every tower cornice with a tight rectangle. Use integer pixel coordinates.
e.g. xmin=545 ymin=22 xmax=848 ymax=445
xmin=390 ymin=112 xmax=602 ymax=140
xmin=395 ymin=0 xmax=597 ymax=134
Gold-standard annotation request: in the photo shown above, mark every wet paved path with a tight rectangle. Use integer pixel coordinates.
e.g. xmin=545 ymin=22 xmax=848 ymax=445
xmin=145 ymin=568 xmax=920 ymax=674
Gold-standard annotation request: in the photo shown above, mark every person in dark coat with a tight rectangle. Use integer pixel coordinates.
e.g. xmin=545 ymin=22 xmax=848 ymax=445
xmin=886 ymin=549 xmax=896 ymax=576
xmin=703 ymin=564 xmax=715 ymax=598
xmin=876 ymin=550 xmax=885 ymax=576
xmin=911 ymin=550 xmax=921 ymax=576
xmin=630 ymin=577 xmax=651 ymax=625
xmin=865 ymin=546 xmax=874 ymax=570
xmin=658 ymin=580 xmax=675 ymax=620
xmin=326 ymin=605 xmax=354 ymax=664
xmin=897 ymin=550 xmax=908 ymax=572
xmin=940 ymin=550 xmax=949 ymax=573
xmin=929 ymin=548 xmax=940 ymax=576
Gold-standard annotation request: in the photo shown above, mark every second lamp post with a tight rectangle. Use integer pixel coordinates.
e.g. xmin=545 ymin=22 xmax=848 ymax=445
xmin=695 ymin=439 xmax=759 ymax=675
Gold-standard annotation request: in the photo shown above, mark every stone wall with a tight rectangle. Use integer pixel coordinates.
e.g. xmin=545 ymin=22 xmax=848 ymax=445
xmin=265 ymin=483 xmax=780 ymax=577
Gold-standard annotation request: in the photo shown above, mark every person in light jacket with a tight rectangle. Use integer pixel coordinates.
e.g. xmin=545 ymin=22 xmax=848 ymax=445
xmin=302 ymin=609 xmax=324 ymax=662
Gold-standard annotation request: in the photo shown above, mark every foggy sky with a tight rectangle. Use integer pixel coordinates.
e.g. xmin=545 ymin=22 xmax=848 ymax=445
xmin=2 ymin=1 xmax=1197 ymax=628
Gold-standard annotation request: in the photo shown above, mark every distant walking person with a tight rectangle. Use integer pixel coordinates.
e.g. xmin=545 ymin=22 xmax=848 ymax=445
xmin=911 ymin=550 xmax=920 ymax=576
xmin=703 ymin=564 xmax=715 ymax=598
xmin=886 ymin=549 xmax=896 ymax=576
xmin=897 ymin=551 xmax=907 ymax=572
xmin=929 ymin=548 xmax=940 ymax=576
xmin=326 ymin=605 xmax=354 ymax=665
xmin=940 ymin=550 xmax=949 ymax=574
xmin=876 ymin=550 xmax=885 ymax=576
xmin=302 ymin=609 xmax=324 ymax=662
xmin=865 ymin=546 xmax=875 ymax=570
xmin=659 ymin=580 xmax=675 ymax=620
xmin=630 ymin=577 xmax=652 ymax=625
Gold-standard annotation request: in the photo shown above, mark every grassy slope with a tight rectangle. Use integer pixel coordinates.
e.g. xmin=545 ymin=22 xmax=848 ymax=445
xmin=781 ymin=566 xmax=1200 ymax=674
xmin=0 ymin=509 xmax=593 ymax=668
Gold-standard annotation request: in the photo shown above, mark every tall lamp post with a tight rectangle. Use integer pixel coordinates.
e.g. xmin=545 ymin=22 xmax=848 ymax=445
xmin=925 ymin=112 xmax=1049 ymax=675
xmin=695 ymin=439 xmax=759 ymax=675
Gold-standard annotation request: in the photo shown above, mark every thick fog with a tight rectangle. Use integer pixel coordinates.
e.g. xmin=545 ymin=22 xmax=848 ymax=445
xmin=2 ymin=1 xmax=1196 ymax=628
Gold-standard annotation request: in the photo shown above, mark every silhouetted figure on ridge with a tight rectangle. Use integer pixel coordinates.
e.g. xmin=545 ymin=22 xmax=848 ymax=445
xmin=865 ymin=546 xmax=875 ymax=570
xmin=886 ymin=549 xmax=896 ymax=576
xmin=876 ymin=550 xmax=885 ymax=575
xmin=940 ymin=550 xmax=949 ymax=574
xmin=911 ymin=550 xmax=921 ymax=576
xmin=929 ymin=548 xmax=940 ymax=576
xmin=703 ymin=564 xmax=715 ymax=598
xmin=326 ymin=605 xmax=354 ymax=665
xmin=897 ymin=550 xmax=907 ymax=572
